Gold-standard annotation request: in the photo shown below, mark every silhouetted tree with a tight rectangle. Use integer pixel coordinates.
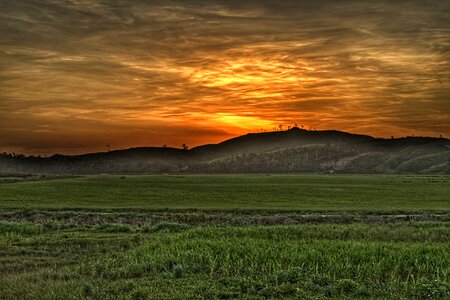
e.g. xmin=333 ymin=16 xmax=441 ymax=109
xmin=181 ymin=144 xmax=189 ymax=150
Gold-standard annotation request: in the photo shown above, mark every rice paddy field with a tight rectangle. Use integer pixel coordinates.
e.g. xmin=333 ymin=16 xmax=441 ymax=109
xmin=1 ymin=175 xmax=449 ymax=299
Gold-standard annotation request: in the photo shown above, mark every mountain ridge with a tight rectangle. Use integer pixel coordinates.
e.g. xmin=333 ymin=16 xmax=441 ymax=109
xmin=1 ymin=128 xmax=449 ymax=174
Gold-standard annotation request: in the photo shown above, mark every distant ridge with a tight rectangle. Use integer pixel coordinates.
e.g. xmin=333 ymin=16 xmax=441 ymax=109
xmin=1 ymin=128 xmax=449 ymax=174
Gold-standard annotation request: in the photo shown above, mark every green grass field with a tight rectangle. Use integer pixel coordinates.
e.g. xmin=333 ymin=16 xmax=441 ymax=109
xmin=1 ymin=222 xmax=449 ymax=299
xmin=0 ymin=174 xmax=449 ymax=211
xmin=1 ymin=175 xmax=449 ymax=299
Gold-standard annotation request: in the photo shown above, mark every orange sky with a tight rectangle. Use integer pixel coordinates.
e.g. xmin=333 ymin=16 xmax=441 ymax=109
xmin=1 ymin=0 xmax=449 ymax=155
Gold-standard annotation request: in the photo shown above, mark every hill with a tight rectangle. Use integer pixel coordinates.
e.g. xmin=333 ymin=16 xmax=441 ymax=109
xmin=1 ymin=128 xmax=449 ymax=174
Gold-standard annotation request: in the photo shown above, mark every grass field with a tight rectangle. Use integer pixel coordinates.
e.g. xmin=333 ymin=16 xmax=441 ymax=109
xmin=1 ymin=222 xmax=449 ymax=299
xmin=0 ymin=175 xmax=449 ymax=299
xmin=0 ymin=174 xmax=449 ymax=211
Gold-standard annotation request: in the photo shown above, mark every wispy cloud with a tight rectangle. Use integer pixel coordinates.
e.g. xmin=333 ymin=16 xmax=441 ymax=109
xmin=0 ymin=0 xmax=449 ymax=154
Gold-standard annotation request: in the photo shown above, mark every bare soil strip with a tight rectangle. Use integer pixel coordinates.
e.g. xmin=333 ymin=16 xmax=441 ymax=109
xmin=1 ymin=209 xmax=448 ymax=226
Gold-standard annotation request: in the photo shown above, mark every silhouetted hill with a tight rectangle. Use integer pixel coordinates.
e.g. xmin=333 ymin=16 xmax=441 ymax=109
xmin=1 ymin=128 xmax=449 ymax=174
xmin=190 ymin=128 xmax=374 ymax=159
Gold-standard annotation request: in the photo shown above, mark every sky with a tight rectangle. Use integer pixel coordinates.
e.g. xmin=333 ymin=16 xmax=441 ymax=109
xmin=1 ymin=0 xmax=449 ymax=155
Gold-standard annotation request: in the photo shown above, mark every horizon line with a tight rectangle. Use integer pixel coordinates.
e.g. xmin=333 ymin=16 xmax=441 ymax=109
xmin=2 ymin=127 xmax=448 ymax=158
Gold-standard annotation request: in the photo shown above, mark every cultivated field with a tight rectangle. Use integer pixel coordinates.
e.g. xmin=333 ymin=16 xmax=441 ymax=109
xmin=0 ymin=174 xmax=449 ymax=211
xmin=0 ymin=175 xmax=449 ymax=299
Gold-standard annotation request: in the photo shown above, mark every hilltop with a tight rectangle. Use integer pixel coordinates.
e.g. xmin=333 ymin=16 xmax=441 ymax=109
xmin=1 ymin=128 xmax=449 ymax=174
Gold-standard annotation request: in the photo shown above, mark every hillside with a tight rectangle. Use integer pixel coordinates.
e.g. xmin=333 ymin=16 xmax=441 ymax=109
xmin=1 ymin=128 xmax=449 ymax=174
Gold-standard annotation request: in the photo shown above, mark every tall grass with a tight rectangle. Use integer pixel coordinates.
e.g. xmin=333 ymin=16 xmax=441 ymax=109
xmin=1 ymin=222 xmax=449 ymax=299
xmin=89 ymin=224 xmax=449 ymax=298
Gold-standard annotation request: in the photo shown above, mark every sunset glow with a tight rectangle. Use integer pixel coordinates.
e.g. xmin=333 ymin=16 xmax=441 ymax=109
xmin=1 ymin=0 xmax=449 ymax=154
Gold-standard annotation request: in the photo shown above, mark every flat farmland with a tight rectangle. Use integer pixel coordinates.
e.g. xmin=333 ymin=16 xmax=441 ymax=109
xmin=0 ymin=175 xmax=449 ymax=299
xmin=0 ymin=174 xmax=449 ymax=211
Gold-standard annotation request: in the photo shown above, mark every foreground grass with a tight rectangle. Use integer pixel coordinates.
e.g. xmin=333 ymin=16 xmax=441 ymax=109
xmin=1 ymin=175 xmax=448 ymax=298
xmin=1 ymin=221 xmax=449 ymax=299
xmin=0 ymin=174 xmax=449 ymax=211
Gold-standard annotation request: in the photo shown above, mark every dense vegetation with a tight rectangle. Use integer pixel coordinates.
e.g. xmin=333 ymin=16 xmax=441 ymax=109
xmin=1 ymin=128 xmax=449 ymax=174
xmin=1 ymin=221 xmax=449 ymax=299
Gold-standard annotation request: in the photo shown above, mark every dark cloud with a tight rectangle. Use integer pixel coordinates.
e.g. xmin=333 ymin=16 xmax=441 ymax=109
xmin=0 ymin=0 xmax=449 ymax=154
